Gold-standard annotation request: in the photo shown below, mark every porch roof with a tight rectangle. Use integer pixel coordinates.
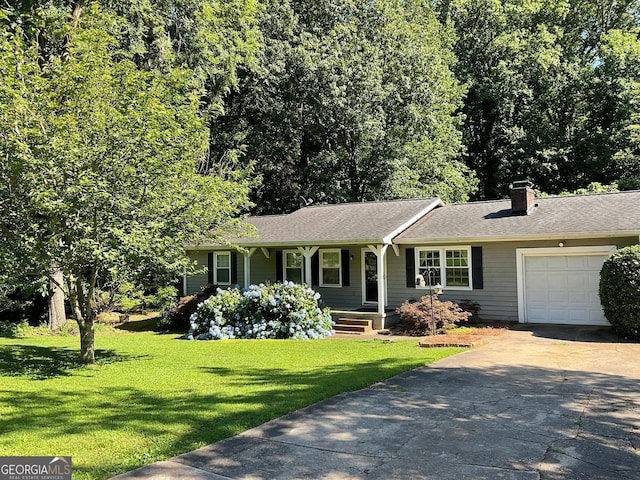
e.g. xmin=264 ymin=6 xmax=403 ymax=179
xmin=218 ymin=198 xmax=442 ymax=247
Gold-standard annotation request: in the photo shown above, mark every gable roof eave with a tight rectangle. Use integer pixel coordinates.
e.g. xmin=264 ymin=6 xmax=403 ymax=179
xmin=383 ymin=198 xmax=444 ymax=244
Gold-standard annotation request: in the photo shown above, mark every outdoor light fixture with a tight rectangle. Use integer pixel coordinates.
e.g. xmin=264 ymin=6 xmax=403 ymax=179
xmin=419 ymin=268 xmax=443 ymax=336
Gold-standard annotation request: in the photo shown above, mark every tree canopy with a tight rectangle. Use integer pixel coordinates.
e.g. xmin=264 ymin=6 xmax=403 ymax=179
xmin=438 ymin=0 xmax=640 ymax=198
xmin=210 ymin=0 xmax=477 ymax=213
xmin=0 ymin=3 xmax=257 ymax=362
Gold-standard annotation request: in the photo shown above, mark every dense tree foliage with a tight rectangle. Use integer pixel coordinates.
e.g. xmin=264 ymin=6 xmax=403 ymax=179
xmin=4 ymin=0 xmax=640 ymax=358
xmin=211 ymin=0 xmax=477 ymax=213
xmin=0 ymin=3 xmax=257 ymax=362
xmin=438 ymin=0 xmax=640 ymax=199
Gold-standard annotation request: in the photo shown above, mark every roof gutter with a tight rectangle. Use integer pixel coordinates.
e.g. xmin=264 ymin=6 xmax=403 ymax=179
xmin=186 ymin=239 xmax=388 ymax=251
xmin=393 ymin=231 xmax=640 ymax=245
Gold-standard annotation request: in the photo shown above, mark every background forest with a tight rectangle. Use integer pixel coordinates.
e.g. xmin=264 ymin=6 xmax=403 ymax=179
xmin=4 ymin=0 xmax=640 ymax=212
xmin=2 ymin=0 xmax=640 ymax=356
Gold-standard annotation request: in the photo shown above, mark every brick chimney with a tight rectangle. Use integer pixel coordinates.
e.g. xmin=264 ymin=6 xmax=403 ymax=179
xmin=511 ymin=180 xmax=535 ymax=215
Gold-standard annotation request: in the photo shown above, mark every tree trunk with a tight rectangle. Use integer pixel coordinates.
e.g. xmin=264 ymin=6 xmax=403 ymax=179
xmin=67 ymin=273 xmax=96 ymax=364
xmin=48 ymin=269 xmax=66 ymax=332
xmin=79 ymin=320 xmax=95 ymax=365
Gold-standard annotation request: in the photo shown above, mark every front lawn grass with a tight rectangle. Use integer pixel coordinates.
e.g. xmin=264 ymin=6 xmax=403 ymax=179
xmin=0 ymin=332 xmax=465 ymax=479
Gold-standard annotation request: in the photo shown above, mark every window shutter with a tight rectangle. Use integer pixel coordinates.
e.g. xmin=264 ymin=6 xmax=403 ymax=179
xmin=311 ymin=252 xmax=319 ymax=286
xmin=341 ymin=249 xmax=350 ymax=286
xmin=275 ymin=250 xmax=283 ymax=282
xmin=471 ymin=246 xmax=483 ymax=289
xmin=230 ymin=252 xmax=238 ymax=285
xmin=207 ymin=252 xmax=214 ymax=284
xmin=405 ymin=248 xmax=415 ymax=287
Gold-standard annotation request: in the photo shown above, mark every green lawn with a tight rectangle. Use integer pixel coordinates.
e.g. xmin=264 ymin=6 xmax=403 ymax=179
xmin=0 ymin=331 xmax=465 ymax=479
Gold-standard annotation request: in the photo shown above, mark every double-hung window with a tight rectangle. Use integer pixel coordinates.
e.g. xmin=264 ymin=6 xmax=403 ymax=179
xmin=320 ymin=249 xmax=341 ymax=287
xmin=214 ymin=252 xmax=231 ymax=285
xmin=284 ymin=250 xmax=304 ymax=283
xmin=416 ymin=246 xmax=471 ymax=289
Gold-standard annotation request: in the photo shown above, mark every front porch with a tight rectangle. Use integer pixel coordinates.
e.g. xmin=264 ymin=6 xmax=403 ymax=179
xmin=330 ymin=306 xmax=400 ymax=333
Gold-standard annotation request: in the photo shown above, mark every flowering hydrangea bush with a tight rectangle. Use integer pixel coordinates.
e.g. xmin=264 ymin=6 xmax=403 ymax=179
xmin=186 ymin=282 xmax=334 ymax=340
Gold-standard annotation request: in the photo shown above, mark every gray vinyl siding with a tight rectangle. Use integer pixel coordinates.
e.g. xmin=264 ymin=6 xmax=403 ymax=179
xmin=186 ymin=236 xmax=637 ymax=316
xmin=186 ymin=251 xmax=209 ymax=294
xmin=316 ymin=247 xmax=362 ymax=309
xmin=185 ymin=250 xmax=245 ymax=295
xmin=186 ymin=246 xmax=364 ymax=308
xmin=250 ymin=247 xmax=363 ymax=309
xmin=247 ymin=249 xmax=275 ymax=285
xmin=388 ymin=237 xmax=638 ymax=322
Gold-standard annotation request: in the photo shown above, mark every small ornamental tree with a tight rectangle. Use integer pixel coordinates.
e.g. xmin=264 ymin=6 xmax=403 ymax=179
xmin=0 ymin=6 xmax=254 ymax=363
xmin=599 ymin=245 xmax=640 ymax=339
xmin=397 ymin=295 xmax=471 ymax=335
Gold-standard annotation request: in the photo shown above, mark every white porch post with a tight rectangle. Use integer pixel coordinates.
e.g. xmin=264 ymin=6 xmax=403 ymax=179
xmin=182 ymin=267 xmax=188 ymax=296
xmin=297 ymin=246 xmax=319 ymax=286
xmin=367 ymin=244 xmax=388 ymax=325
xmin=243 ymin=248 xmax=257 ymax=289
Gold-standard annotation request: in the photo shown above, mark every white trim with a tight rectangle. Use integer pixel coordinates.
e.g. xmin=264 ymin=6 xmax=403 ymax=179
xmin=391 ymin=244 xmax=400 ymax=256
xmin=515 ymin=245 xmax=616 ymax=324
xmin=414 ymin=246 xmax=473 ymax=291
xmin=213 ymin=251 xmax=232 ymax=285
xmin=297 ymin=246 xmax=319 ymax=286
xmin=182 ymin=267 xmax=188 ymax=296
xmin=382 ymin=199 xmax=443 ymax=244
xmin=394 ymin=231 xmax=640 ymax=245
xmin=319 ymin=248 xmax=342 ymax=288
xmin=260 ymin=247 xmax=270 ymax=259
xmin=283 ymin=249 xmax=304 ymax=284
xmin=243 ymin=248 xmax=256 ymax=289
xmin=361 ymin=246 xmax=389 ymax=318
xmin=361 ymin=248 xmax=377 ymax=305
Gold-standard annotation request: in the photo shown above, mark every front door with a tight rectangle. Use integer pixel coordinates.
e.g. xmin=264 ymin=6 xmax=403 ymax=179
xmin=363 ymin=250 xmax=378 ymax=303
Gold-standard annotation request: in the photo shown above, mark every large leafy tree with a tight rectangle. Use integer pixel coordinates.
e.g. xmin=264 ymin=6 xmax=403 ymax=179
xmin=438 ymin=0 xmax=640 ymax=198
xmin=211 ymin=0 xmax=476 ymax=214
xmin=0 ymin=4 xmax=253 ymax=363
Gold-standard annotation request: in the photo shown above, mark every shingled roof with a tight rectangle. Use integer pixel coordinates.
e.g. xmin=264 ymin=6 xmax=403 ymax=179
xmin=225 ymin=198 xmax=442 ymax=247
xmin=395 ymin=190 xmax=640 ymax=243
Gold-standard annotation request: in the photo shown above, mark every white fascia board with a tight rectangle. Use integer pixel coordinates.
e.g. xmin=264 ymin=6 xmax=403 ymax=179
xmin=384 ymin=199 xmax=444 ymax=245
xmin=394 ymin=231 xmax=640 ymax=245
xmin=185 ymin=239 xmax=384 ymax=251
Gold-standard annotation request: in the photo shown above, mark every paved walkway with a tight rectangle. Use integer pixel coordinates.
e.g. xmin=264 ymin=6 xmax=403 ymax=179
xmin=112 ymin=325 xmax=640 ymax=479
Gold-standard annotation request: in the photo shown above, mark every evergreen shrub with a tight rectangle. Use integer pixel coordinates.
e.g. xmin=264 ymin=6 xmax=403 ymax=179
xmin=599 ymin=245 xmax=640 ymax=339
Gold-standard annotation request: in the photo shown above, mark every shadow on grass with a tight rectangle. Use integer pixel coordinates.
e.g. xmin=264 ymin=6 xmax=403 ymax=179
xmin=115 ymin=317 xmax=159 ymax=332
xmin=114 ymin=317 xmax=185 ymax=336
xmin=0 ymin=344 xmax=145 ymax=379
xmin=2 ymin=357 xmax=640 ymax=479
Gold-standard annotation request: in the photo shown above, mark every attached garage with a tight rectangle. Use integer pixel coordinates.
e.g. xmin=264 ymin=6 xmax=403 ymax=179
xmin=516 ymin=246 xmax=616 ymax=325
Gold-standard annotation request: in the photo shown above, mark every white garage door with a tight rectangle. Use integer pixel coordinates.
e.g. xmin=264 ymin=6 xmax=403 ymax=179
xmin=520 ymin=249 xmax=613 ymax=325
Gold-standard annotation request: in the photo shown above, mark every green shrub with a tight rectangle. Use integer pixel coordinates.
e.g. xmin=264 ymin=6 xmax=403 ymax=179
xmin=0 ymin=320 xmax=29 ymax=337
xmin=145 ymin=286 xmax=178 ymax=313
xmin=599 ymin=245 xmax=640 ymax=339
xmin=396 ymin=295 xmax=472 ymax=335
xmin=114 ymin=282 xmax=145 ymax=313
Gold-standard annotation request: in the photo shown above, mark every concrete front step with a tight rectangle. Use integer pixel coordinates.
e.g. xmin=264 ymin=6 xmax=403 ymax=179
xmin=334 ymin=318 xmax=373 ymax=334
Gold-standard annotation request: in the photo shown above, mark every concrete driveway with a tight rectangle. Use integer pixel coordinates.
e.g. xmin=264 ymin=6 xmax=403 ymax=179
xmin=113 ymin=325 xmax=640 ymax=480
